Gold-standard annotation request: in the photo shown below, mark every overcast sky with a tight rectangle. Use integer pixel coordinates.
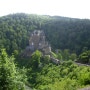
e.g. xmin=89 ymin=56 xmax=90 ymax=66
xmin=0 ymin=0 xmax=90 ymax=19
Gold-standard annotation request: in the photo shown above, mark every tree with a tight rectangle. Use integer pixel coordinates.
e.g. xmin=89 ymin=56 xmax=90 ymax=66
xmin=0 ymin=49 xmax=25 ymax=90
xmin=31 ymin=50 xmax=42 ymax=69
xmin=70 ymin=53 xmax=77 ymax=61
xmin=62 ymin=49 xmax=70 ymax=60
xmin=78 ymin=50 xmax=90 ymax=63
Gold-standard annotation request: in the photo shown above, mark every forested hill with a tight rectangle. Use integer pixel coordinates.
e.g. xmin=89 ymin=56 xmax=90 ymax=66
xmin=0 ymin=13 xmax=90 ymax=54
xmin=44 ymin=16 xmax=90 ymax=54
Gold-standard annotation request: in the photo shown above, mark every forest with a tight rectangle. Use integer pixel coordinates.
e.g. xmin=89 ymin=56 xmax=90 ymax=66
xmin=0 ymin=13 xmax=90 ymax=90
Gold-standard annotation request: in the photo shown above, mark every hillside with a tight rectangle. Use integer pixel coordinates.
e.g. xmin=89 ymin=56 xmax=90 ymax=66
xmin=0 ymin=13 xmax=90 ymax=90
xmin=0 ymin=13 xmax=90 ymax=55
xmin=0 ymin=13 xmax=50 ymax=54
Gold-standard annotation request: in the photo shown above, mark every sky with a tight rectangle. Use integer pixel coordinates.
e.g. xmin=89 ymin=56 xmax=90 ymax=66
xmin=0 ymin=0 xmax=90 ymax=19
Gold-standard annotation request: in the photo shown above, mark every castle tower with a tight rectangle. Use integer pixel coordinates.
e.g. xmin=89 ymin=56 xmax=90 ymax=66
xmin=28 ymin=30 xmax=51 ymax=54
xmin=29 ymin=30 xmax=41 ymax=50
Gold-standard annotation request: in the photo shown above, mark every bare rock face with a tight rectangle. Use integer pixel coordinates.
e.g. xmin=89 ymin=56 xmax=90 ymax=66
xmin=21 ymin=30 xmax=51 ymax=57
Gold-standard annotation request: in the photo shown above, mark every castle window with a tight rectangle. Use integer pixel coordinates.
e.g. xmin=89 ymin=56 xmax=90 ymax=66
xmin=31 ymin=34 xmax=33 ymax=36
xmin=32 ymin=42 xmax=34 ymax=45
xmin=39 ymin=43 xmax=41 ymax=46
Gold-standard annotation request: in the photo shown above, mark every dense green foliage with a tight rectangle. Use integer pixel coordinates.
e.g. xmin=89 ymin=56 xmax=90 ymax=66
xmin=0 ymin=49 xmax=90 ymax=90
xmin=0 ymin=49 xmax=26 ymax=90
xmin=25 ymin=51 xmax=90 ymax=90
xmin=78 ymin=50 xmax=90 ymax=64
xmin=0 ymin=13 xmax=90 ymax=90
xmin=34 ymin=62 xmax=90 ymax=90
xmin=0 ymin=13 xmax=90 ymax=54
xmin=44 ymin=17 xmax=90 ymax=54
xmin=15 ymin=50 xmax=89 ymax=90
xmin=0 ymin=13 xmax=50 ymax=54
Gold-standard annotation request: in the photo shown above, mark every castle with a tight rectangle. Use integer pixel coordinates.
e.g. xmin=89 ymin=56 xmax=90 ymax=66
xmin=22 ymin=30 xmax=51 ymax=57
xmin=22 ymin=30 xmax=60 ymax=65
